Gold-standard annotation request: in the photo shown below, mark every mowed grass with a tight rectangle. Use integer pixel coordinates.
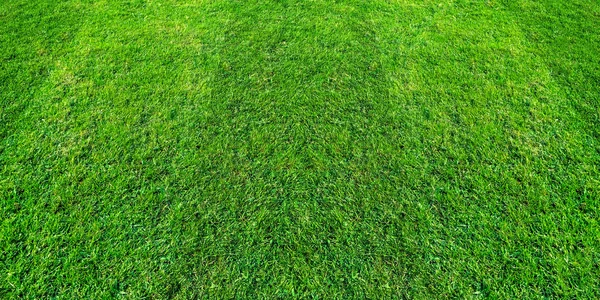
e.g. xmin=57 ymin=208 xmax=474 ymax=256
xmin=1 ymin=0 xmax=599 ymax=297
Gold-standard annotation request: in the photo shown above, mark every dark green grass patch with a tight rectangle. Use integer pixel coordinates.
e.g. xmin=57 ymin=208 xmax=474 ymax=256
xmin=1 ymin=0 xmax=599 ymax=298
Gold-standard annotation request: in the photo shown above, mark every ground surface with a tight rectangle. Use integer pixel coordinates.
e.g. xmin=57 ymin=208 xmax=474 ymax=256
xmin=1 ymin=0 xmax=600 ymax=298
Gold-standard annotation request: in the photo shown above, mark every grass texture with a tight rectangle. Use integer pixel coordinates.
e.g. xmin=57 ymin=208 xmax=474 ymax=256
xmin=1 ymin=0 xmax=600 ymax=298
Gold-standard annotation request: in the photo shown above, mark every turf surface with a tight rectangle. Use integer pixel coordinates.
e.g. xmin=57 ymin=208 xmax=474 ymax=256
xmin=1 ymin=0 xmax=600 ymax=298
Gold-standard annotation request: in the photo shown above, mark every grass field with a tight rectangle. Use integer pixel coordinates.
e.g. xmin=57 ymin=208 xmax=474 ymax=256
xmin=1 ymin=0 xmax=600 ymax=298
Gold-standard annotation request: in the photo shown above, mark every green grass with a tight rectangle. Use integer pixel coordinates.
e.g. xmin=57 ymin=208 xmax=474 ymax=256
xmin=1 ymin=0 xmax=599 ymax=298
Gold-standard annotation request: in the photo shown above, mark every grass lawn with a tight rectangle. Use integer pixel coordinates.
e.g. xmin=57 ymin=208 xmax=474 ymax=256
xmin=1 ymin=0 xmax=600 ymax=298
